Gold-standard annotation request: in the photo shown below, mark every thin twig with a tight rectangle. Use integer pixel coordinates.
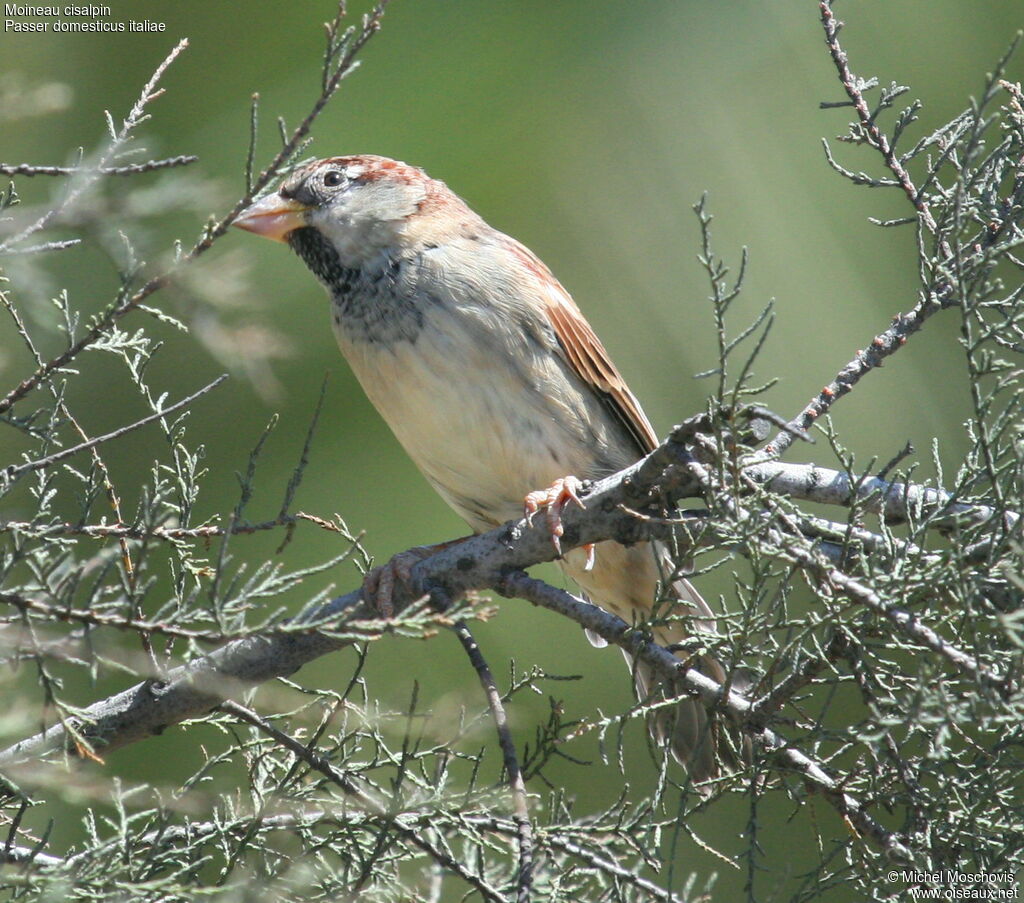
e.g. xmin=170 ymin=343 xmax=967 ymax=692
xmin=544 ymin=835 xmax=686 ymax=903
xmin=0 ymin=3 xmax=391 ymax=418
xmin=221 ymin=700 xmax=509 ymax=903
xmin=763 ymin=2 xmax=964 ymax=458
xmin=791 ymin=544 xmax=1008 ymax=693
xmin=3 ymin=239 xmax=80 ymax=254
xmin=0 ymin=510 xmax=350 ymax=541
xmin=498 ymin=571 xmax=912 ymax=863
xmin=452 ymin=620 xmax=534 ymax=903
xmin=1 ymin=590 xmax=234 ymax=644
xmin=760 ymin=301 xmax=944 ymax=457
xmin=0 ymin=157 xmax=198 ymax=177
xmin=3 ymin=374 xmax=228 ymax=480
xmin=819 ymin=1 xmax=942 ymax=241
xmin=0 ymin=39 xmax=190 ymax=254
xmin=749 ymin=633 xmax=850 ymax=723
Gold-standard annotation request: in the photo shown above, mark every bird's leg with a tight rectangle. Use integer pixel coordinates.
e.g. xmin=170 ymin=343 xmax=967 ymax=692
xmin=523 ymin=475 xmax=595 ymax=568
xmin=362 ymin=538 xmax=467 ymax=618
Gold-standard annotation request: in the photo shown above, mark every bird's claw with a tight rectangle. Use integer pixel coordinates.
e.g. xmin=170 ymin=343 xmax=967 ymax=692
xmin=524 ymin=475 xmax=591 ymax=561
xmin=362 ymin=545 xmax=438 ymax=618
xmin=581 ymin=541 xmax=596 ymax=571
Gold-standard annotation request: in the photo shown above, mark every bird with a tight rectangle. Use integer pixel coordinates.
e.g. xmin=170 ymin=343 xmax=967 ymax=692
xmin=233 ymin=155 xmax=742 ymax=784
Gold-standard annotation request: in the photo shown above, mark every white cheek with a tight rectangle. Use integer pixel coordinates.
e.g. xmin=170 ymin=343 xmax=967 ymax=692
xmin=311 ymin=208 xmax=378 ymax=266
xmin=309 ymin=181 xmax=426 ymax=266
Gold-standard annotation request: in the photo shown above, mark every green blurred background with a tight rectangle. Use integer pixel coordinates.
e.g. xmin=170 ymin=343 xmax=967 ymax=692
xmin=2 ymin=1 xmax=1020 ymax=898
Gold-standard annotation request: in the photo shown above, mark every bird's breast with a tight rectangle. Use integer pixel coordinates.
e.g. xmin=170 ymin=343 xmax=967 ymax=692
xmin=328 ymin=269 xmax=633 ymax=533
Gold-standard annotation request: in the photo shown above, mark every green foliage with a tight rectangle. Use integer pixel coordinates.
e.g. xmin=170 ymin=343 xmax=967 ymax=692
xmin=1 ymin=3 xmax=1023 ymax=902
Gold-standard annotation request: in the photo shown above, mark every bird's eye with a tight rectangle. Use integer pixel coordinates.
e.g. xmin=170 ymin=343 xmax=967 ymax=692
xmin=322 ymin=170 xmax=345 ymax=188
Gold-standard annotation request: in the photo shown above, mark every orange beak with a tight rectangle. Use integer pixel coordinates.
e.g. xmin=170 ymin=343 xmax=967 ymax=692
xmin=233 ymin=193 xmax=309 ymax=242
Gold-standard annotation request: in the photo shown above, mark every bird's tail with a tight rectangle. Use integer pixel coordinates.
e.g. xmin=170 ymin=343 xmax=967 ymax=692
xmin=561 ymin=541 xmax=749 ymax=786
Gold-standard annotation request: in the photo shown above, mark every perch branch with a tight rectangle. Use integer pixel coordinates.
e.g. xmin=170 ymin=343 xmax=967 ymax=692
xmin=1 ymin=419 xmax=960 ymax=861
xmin=0 ymin=424 xmax=1011 ymax=769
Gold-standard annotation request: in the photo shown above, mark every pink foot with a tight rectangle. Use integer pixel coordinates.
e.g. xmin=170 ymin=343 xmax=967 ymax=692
xmin=523 ymin=475 xmax=595 ymax=566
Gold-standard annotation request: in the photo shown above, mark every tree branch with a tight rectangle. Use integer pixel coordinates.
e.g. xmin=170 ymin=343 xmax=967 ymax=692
xmin=819 ymin=1 xmax=942 ymax=240
xmin=763 ymin=1 xmax=978 ymax=459
xmin=745 ymin=459 xmax=1015 ymax=531
xmin=3 ymin=413 xmax=964 ymax=860
xmin=496 ymin=572 xmax=910 ymax=862
xmin=0 ymin=415 xmax=1011 ymax=766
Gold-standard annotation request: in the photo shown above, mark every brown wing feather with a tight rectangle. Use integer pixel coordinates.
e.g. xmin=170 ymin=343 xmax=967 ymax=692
xmin=544 ymin=293 xmax=659 ymax=455
xmin=503 ymin=238 xmax=658 ymax=455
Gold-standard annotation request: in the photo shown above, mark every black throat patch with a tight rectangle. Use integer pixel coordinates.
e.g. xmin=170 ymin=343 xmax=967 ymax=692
xmin=286 ymin=226 xmax=426 ymax=345
xmin=287 ymin=227 xmax=359 ymax=293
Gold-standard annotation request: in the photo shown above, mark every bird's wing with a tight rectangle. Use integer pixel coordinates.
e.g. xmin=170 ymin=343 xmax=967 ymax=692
xmin=504 ymin=240 xmax=659 ymax=457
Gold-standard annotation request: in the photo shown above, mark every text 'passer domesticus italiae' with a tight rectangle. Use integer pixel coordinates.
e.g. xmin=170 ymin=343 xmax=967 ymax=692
xmin=234 ymin=155 xmax=745 ymax=785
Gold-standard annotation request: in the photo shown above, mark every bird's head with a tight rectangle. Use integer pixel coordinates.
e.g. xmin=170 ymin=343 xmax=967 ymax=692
xmin=233 ymin=155 xmax=470 ymax=270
